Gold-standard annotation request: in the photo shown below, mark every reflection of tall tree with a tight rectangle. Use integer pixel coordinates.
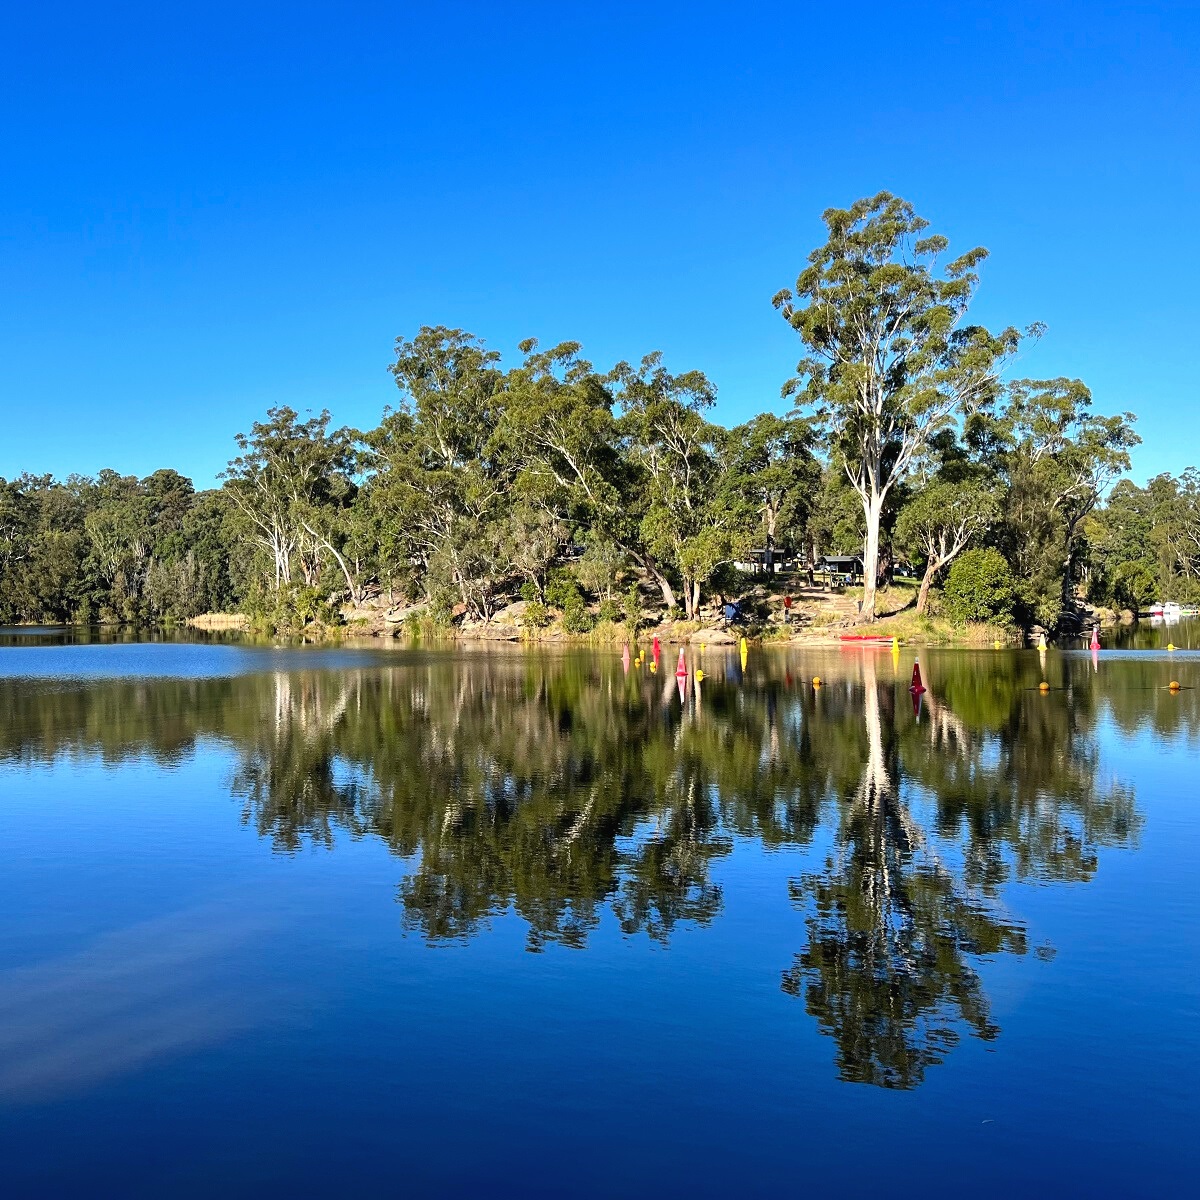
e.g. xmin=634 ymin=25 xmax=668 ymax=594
xmin=230 ymin=672 xmax=369 ymax=851
xmin=783 ymin=661 xmax=1027 ymax=1089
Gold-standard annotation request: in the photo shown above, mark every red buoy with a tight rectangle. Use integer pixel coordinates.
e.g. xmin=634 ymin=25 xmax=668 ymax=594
xmin=675 ymin=648 xmax=688 ymax=678
xmin=910 ymin=659 xmax=926 ymax=694
xmin=652 ymin=636 xmax=661 ymax=665
xmin=1090 ymin=625 xmax=1100 ymax=650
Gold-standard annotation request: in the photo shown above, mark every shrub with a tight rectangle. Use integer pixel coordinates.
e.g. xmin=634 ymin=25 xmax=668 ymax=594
xmin=623 ymin=582 xmax=643 ymax=633
xmin=942 ymin=548 xmax=1017 ymax=625
xmin=544 ymin=570 xmax=583 ymax=610
xmin=519 ymin=579 xmax=540 ymax=603
xmin=561 ymin=593 xmax=594 ymax=633
xmin=597 ymin=597 xmax=622 ymax=624
xmin=522 ymin=600 xmax=549 ymax=629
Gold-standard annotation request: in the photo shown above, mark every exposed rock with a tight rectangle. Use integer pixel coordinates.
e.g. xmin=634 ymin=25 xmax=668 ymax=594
xmin=490 ymin=600 xmax=529 ymax=625
xmin=689 ymin=627 xmax=736 ymax=644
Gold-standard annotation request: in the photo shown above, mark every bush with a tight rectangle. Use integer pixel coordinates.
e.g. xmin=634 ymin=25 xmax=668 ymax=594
xmin=522 ymin=600 xmax=549 ymax=629
xmin=623 ymin=583 xmax=643 ymax=633
xmin=942 ymin=548 xmax=1017 ymax=625
xmin=519 ymin=579 xmax=540 ymax=603
xmin=544 ymin=570 xmax=583 ymax=610
xmin=561 ymin=593 xmax=594 ymax=633
xmin=597 ymin=597 xmax=622 ymax=624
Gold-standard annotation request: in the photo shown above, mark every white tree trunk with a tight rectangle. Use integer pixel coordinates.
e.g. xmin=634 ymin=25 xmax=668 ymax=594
xmin=861 ymin=492 xmax=884 ymax=620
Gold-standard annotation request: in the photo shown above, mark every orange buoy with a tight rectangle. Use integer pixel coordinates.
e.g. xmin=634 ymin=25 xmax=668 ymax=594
xmin=910 ymin=659 xmax=926 ymax=694
xmin=1039 ymin=681 xmax=1051 ymax=692
xmin=1169 ymin=680 xmax=1181 ymax=691
xmin=812 ymin=676 xmax=822 ymax=688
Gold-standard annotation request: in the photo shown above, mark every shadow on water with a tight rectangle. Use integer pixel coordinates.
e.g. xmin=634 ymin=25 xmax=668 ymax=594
xmin=0 ymin=641 xmax=1158 ymax=1089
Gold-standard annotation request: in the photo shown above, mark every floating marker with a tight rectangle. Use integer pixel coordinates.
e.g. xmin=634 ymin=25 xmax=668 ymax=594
xmin=1090 ymin=625 xmax=1101 ymax=651
xmin=675 ymin=648 xmax=688 ymax=678
xmin=812 ymin=676 xmax=822 ymax=688
xmin=1169 ymin=680 xmax=1181 ymax=691
xmin=1038 ymin=632 xmax=1047 ymax=650
xmin=649 ymin=661 xmax=657 ymax=673
xmin=652 ymin=636 xmax=661 ymax=665
xmin=1039 ymin=681 xmax=1051 ymax=692
xmin=1168 ymin=643 xmax=1176 ymax=652
xmin=695 ymin=669 xmax=706 ymax=682
xmin=910 ymin=659 xmax=926 ymax=694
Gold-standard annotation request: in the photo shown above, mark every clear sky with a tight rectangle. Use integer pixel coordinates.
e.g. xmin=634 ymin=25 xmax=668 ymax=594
xmin=2 ymin=1 xmax=1197 ymax=489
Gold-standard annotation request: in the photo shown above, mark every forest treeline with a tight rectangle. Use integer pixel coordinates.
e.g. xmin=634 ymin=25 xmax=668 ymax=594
xmin=0 ymin=193 xmax=1187 ymax=633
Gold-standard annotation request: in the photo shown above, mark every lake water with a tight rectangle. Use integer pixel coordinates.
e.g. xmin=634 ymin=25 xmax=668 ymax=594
xmin=1 ymin=629 xmax=1198 ymax=1196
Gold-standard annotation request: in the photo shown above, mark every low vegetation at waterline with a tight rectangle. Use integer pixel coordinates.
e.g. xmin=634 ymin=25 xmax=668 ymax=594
xmin=2 ymin=192 xmax=1182 ymax=639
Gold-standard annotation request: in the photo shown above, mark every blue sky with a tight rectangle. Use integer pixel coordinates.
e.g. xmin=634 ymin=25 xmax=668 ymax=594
xmin=2 ymin=1 xmax=1196 ymax=489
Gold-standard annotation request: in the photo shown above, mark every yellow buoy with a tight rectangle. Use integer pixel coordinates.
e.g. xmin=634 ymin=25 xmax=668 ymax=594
xmin=649 ymin=661 xmax=657 ymax=673
xmin=1169 ymin=680 xmax=1181 ymax=691
xmin=695 ymin=669 xmax=705 ymax=682
xmin=812 ymin=676 xmax=822 ymax=687
xmin=1039 ymin=681 xmax=1051 ymax=692
xmin=700 ymin=643 xmax=706 ymax=651
xmin=1168 ymin=644 xmax=1176 ymax=652
xmin=993 ymin=640 xmax=1002 ymax=649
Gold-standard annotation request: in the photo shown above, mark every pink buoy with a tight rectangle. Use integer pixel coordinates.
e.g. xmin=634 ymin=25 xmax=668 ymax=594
xmin=1090 ymin=625 xmax=1100 ymax=650
xmin=675 ymin=648 xmax=688 ymax=678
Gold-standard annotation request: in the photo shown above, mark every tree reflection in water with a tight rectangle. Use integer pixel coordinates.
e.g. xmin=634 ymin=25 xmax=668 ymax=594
xmin=782 ymin=659 xmax=1026 ymax=1089
xmin=0 ymin=646 xmax=1147 ymax=1088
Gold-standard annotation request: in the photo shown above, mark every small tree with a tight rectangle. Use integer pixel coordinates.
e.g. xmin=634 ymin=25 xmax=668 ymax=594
xmin=942 ymin=548 xmax=1017 ymax=625
xmin=896 ymin=480 xmax=999 ymax=616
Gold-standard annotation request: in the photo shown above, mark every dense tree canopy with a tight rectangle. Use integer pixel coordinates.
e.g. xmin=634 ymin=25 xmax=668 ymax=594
xmin=0 ymin=193 xmax=1162 ymax=635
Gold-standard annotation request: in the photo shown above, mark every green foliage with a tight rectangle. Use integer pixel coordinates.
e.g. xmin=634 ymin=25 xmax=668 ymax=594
xmin=0 ymin=212 xmax=1147 ymax=640
xmin=1086 ymin=471 xmax=1200 ymax=610
xmin=544 ymin=570 xmax=583 ymax=610
xmin=521 ymin=600 xmax=549 ymax=629
xmin=597 ymin=597 xmax=622 ymax=624
xmin=561 ymin=593 xmax=594 ymax=634
xmin=623 ymin=583 xmax=644 ymax=633
xmin=942 ymin=548 xmax=1018 ymax=625
xmin=774 ymin=191 xmax=1024 ymax=616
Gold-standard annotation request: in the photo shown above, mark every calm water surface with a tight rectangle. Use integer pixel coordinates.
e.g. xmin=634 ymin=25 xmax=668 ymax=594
xmin=1 ymin=628 xmax=1198 ymax=1196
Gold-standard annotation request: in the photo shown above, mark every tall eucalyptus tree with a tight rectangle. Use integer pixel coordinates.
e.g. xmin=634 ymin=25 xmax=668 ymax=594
xmin=774 ymin=192 xmax=1024 ymax=618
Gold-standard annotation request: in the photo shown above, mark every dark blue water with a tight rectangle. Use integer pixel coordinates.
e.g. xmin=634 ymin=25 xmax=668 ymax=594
xmin=0 ymin=635 xmax=1197 ymax=1196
